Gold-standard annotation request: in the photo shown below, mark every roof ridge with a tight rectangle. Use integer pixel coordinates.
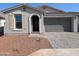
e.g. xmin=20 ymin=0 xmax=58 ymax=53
xmin=1 ymin=3 xmax=24 ymax=12
xmin=36 ymin=4 xmax=65 ymax=13
xmin=1 ymin=3 xmax=42 ymax=13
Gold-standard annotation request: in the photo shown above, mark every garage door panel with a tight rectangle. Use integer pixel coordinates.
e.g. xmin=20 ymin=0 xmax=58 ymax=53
xmin=45 ymin=25 xmax=64 ymax=32
xmin=44 ymin=18 xmax=71 ymax=32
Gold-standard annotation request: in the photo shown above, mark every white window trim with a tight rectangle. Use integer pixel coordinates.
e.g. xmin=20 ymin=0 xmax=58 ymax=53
xmin=13 ymin=28 xmax=23 ymax=30
xmin=13 ymin=13 xmax=23 ymax=30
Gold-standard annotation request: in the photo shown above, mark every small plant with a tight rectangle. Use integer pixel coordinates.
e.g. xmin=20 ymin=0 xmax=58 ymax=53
xmin=12 ymin=48 xmax=19 ymax=53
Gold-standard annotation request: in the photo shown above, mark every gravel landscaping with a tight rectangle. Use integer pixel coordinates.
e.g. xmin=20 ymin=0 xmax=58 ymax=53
xmin=0 ymin=34 xmax=52 ymax=56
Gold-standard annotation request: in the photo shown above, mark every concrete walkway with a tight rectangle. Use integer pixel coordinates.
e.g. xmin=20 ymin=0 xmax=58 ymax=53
xmin=29 ymin=34 xmax=47 ymax=38
xmin=44 ymin=32 xmax=79 ymax=48
xmin=29 ymin=49 xmax=79 ymax=56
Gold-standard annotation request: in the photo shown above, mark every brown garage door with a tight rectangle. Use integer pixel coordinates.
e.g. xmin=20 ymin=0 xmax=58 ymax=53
xmin=44 ymin=17 xmax=72 ymax=32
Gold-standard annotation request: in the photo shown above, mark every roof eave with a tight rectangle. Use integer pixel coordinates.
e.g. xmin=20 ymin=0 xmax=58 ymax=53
xmin=2 ymin=4 xmax=43 ymax=14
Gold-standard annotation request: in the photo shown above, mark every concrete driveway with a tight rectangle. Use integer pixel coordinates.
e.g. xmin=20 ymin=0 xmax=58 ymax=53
xmin=44 ymin=32 xmax=79 ymax=48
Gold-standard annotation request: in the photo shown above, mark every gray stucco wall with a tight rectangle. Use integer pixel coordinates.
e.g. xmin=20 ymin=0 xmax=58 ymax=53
xmin=4 ymin=12 xmax=28 ymax=34
xmin=44 ymin=17 xmax=72 ymax=32
xmin=4 ymin=9 xmax=42 ymax=34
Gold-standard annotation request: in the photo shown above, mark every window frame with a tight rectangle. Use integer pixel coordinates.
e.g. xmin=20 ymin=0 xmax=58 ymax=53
xmin=14 ymin=14 xmax=22 ymax=30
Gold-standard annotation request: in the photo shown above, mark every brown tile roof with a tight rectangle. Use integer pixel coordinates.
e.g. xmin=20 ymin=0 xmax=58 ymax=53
xmin=67 ymin=12 xmax=79 ymax=14
xmin=2 ymin=4 xmax=43 ymax=13
xmin=1 ymin=4 xmax=79 ymax=15
xmin=36 ymin=5 xmax=65 ymax=13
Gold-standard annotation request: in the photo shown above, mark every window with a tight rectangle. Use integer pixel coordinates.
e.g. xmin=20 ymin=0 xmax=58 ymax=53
xmin=15 ymin=14 xmax=22 ymax=29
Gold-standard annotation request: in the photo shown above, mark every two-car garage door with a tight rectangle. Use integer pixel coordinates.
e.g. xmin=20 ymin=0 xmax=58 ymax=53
xmin=44 ymin=17 xmax=72 ymax=32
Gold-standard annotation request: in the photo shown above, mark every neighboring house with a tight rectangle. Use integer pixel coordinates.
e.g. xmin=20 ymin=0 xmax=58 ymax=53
xmin=1 ymin=4 xmax=79 ymax=34
xmin=0 ymin=13 xmax=5 ymax=35
xmin=0 ymin=13 xmax=5 ymax=27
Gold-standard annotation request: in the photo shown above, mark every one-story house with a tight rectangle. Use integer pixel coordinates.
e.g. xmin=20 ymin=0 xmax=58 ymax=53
xmin=0 ymin=4 xmax=79 ymax=34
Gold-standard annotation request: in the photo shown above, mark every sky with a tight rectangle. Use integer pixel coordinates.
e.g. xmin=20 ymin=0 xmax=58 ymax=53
xmin=0 ymin=3 xmax=79 ymax=12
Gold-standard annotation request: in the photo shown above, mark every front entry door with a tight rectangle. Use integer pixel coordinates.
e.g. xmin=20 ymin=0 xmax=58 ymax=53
xmin=31 ymin=15 xmax=39 ymax=32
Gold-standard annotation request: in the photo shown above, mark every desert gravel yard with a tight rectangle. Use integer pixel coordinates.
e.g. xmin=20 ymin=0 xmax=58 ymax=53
xmin=0 ymin=32 xmax=79 ymax=56
xmin=44 ymin=32 xmax=79 ymax=48
xmin=0 ymin=34 xmax=52 ymax=56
